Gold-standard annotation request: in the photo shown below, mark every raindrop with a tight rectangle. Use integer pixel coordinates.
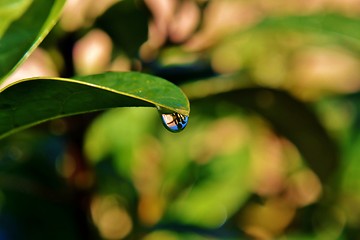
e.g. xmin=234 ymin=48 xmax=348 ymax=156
xmin=158 ymin=108 xmax=189 ymax=133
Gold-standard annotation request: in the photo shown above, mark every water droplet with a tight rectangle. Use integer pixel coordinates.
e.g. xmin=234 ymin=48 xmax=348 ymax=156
xmin=159 ymin=111 xmax=189 ymax=133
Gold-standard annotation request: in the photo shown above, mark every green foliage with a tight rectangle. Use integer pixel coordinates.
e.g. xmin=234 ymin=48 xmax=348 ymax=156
xmin=1 ymin=0 xmax=360 ymax=239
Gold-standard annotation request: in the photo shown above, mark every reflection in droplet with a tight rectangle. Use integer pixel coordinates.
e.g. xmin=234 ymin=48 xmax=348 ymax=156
xmin=159 ymin=112 xmax=189 ymax=133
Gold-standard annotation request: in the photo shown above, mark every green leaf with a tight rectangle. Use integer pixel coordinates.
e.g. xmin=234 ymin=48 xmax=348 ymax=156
xmin=0 ymin=72 xmax=190 ymax=139
xmin=0 ymin=0 xmax=66 ymax=82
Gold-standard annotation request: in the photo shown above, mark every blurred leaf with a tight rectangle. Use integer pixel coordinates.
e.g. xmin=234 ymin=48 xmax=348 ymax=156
xmin=95 ymin=0 xmax=149 ymax=58
xmin=147 ymin=226 xmax=239 ymax=239
xmin=0 ymin=0 xmax=32 ymax=37
xmin=85 ymin=108 xmax=161 ymax=181
xmin=340 ymin=93 xmax=360 ymax=194
xmin=166 ymin=148 xmax=251 ymax=227
xmin=0 ymin=72 xmax=190 ymax=139
xmin=252 ymin=14 xmax=360 ymax=42
xmin=161 ymin=114 xmax=253 ymax=227
xmin=85 ymin=107 xmax=253 ymax=230
xmin=0 ymin=0 xmax=65 ymax=82
xmin=192 ymin=87 xmax=339 ymax=184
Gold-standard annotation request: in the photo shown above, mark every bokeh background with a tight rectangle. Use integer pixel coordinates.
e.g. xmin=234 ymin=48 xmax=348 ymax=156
xmin=2 ymin=0 xmax=360 ymax=239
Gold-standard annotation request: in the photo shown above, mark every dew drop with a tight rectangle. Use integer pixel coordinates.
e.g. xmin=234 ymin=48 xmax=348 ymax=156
xmin=159 ymin=111 xmax=189 ymax=133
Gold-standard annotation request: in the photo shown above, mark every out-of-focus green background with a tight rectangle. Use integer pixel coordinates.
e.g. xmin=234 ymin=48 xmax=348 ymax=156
xmin=2 ymin=0 xmax=360 ymax=239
